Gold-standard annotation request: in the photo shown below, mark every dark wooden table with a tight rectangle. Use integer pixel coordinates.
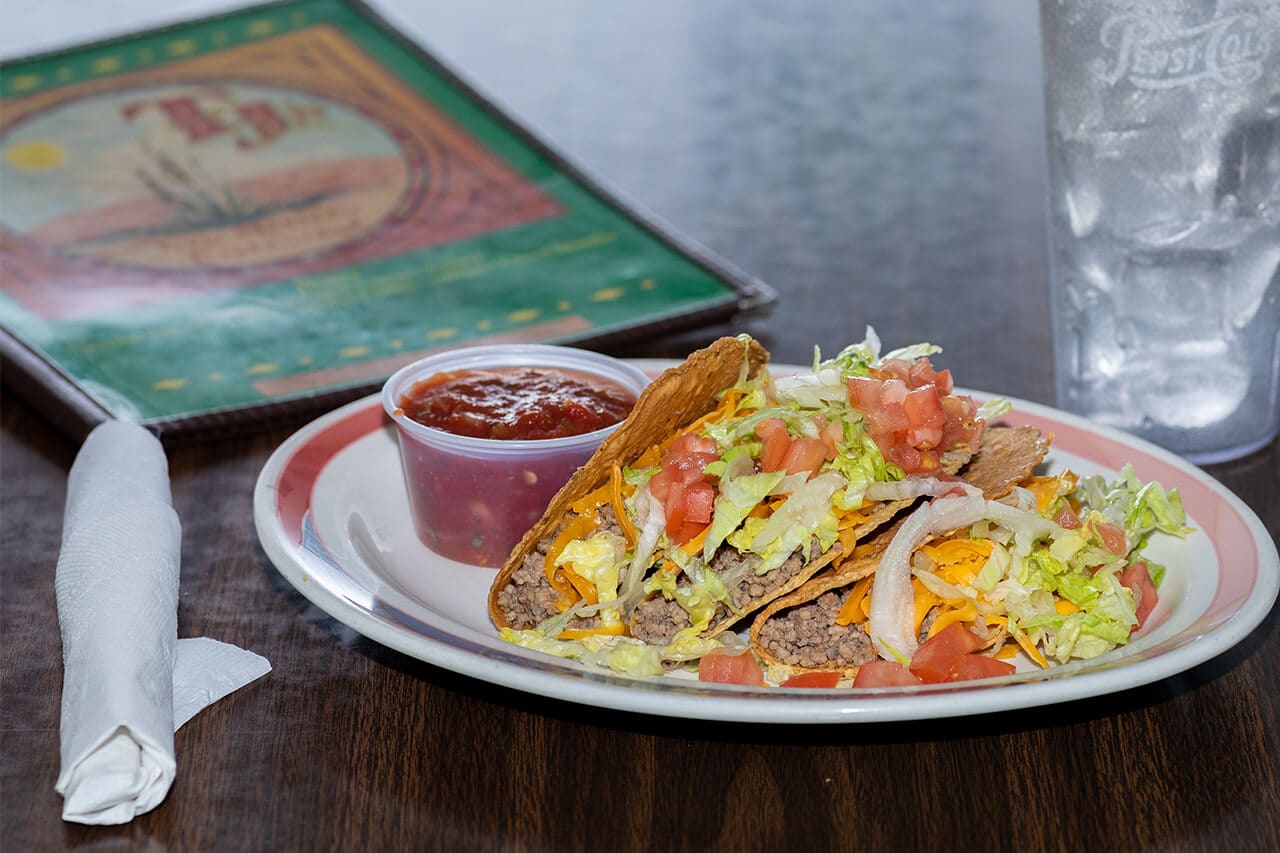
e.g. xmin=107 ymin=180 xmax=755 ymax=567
xmin=4 ymin=2 xmax=1278 ymax=850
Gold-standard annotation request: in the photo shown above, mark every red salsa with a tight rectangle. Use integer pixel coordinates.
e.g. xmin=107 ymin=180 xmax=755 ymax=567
xmin=398 ymin=367 xmax=636 ymax=440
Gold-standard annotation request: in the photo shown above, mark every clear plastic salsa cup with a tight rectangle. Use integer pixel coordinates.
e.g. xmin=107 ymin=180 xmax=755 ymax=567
xmin=382 ymin=344 xmax=650 ymax=567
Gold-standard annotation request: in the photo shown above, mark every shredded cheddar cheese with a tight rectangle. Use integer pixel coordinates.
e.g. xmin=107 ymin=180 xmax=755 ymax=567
xmin=609 ymin=464 xmax=637 ymax=545
xmin=561 ymin=566 xmax=599 ymax=605
xmin=912 ymin=578 xmax=941 ymax=636
xmin=836 ymin=525 xmax=859 ymax=563
xmin=556 ymin=624 xmax=625 ymax=640
xmin=681 ymin=524 xmax=711 ymax=556
xmin=834 ymin=576 xmax=874 ymax=626
xmin=1009 ymin=624 xmax=1051 ymax=669
xmin=925 ymin=601 xmax=979 ymax=639
xmin=544 ymin=515 xmax=598 ymax=609
xmin=570 ymin=482 xmax=612 ymax=517
xmin=921 ymin=538 xmax=995 ymax=586
xmin=1022 ymin=476 xmax=1062 ymax=515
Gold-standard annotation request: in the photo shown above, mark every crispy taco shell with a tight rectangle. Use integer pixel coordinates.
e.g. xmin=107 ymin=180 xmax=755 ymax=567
xmin=487 ymin=335 xmax=769 ymax=628
xmin=748 ymin=425 xmax=1049 ymax=673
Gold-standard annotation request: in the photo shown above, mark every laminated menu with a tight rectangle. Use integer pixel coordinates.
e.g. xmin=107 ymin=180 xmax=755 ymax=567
xmin=0 ymin=0 xmax=773 ymax=443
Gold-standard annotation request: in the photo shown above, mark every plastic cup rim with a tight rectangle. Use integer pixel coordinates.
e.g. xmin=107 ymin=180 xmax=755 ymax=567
xmin=380 ymin=343 xmax=650 ymax=454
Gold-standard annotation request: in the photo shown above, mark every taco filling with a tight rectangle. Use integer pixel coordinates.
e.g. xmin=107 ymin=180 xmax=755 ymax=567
xmin=488 ymin=330 xmax=1006 ymax=676
xmin=752 ymin=454 xmax=1192 ymax=681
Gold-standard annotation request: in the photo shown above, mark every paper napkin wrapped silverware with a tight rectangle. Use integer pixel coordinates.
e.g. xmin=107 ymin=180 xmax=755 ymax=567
xmin=54 ymin=421 xmax=271 ymax=825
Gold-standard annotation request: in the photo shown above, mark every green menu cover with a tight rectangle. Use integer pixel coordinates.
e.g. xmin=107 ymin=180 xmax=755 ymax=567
xmin=0 ymin=0 xmax=772 ymax=443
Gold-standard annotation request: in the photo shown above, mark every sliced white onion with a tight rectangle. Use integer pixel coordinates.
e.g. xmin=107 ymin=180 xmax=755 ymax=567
xmin=864 ymin=478 xmax=981 ymax=503
xmin=868 ymin=494 xmax=987 ymax=661
xmin=982 ymin=501 xmax=1058 ymax=556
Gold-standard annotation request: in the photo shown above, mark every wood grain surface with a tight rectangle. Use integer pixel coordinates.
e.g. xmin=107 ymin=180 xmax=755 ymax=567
xmin=3 ymin=2 xmax=1277 ymax=851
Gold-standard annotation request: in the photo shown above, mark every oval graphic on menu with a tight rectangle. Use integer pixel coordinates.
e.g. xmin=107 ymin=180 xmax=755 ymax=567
xmin=0 ymin=81 xmax=416 ymax=271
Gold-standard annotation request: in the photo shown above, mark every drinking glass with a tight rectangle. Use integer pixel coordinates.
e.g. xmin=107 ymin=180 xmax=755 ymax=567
xmin=1040 ymin=0 xmax=1280 ymax=463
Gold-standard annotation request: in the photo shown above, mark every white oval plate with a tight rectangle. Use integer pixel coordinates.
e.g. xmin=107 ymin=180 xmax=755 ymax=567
xmin=253 ymin=361 xmax=1278 ymax=723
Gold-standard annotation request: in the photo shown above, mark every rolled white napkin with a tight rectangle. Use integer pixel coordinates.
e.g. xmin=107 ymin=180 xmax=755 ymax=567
xmin=54 ymin=421 xmax=271 ymax=825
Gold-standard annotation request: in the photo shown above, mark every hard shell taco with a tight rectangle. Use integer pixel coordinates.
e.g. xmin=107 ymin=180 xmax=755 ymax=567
xmin=749 ymin=426 xmax=1049 ymax=674
xmin=750 ymin=427 xmax=1192 ymax=685
xmin=488 ymin=330 xmax=1005 ymax=676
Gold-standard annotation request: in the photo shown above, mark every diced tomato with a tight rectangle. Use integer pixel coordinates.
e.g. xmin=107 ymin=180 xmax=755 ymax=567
xmin=848 ymin=376 xmax=883 ymax=411
xmin=1119 ymin=561 xmax=1159 ymax=629
xmin=950 ymin=654 xmax=1016 ymax=682
xmin=669 ymin=433 xmax=718 ymax=457
xmin=781 ymin=437 xmax=828 ymax=476
xmin=1093 ymin=520 xmax=1129 ymax=556
xmin=903 ymin=386 xmax=946 ymax=449
xmin=755 ymin=417 xmax=791 ymax=472
xmin=939 ymin=394 xmax=984 ymax=451
xmin=908 ymin=359 xmax=937 ymax=388
xmin=872 ymin=358 xmax=913 ymax=384
xmin=670 ymin=519 xmax=708 ymax=546
xmin=908 ymin=623 xmax=983 ymax=684
xmin=653 ymin=431 xmax=724 ymax=540
xmin=1054 ymin=503 xmax=1081 ymax=529
xmin=881 ymin=378 xmax=909 ymax=406
xmin=847 ymin=357 xmax=986 ymax=476
xmin=663 ymin=479 xmax=687 ymax=535
xmin=852 ymin=660 xmax=923 ymax=688
xmin=683 ymin=482 xmax=716 ymax=524
xmin=866 ymin=401 xmax=910 ymax=435
xmin=698 ymin=648 xmax=764 ymax=686
xmin=885 ymin=442 xmax=925 ymax=474
xmin=664 ymin=450 xmax=719 ymax=485
xmin=819 ymin=419 xmax=843 ymax=459
xmin=780 ymin=671 xmax=841 ymax=688
xmin=662 ymin=434 xmax=720 ymax=486
xmin=648 ymin=468 xmax=672 ymax=502
xmin=903 ymin=386 xmax=947 ymax=426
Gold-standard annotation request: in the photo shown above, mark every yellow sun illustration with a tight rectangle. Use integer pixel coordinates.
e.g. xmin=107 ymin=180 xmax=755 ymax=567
xmin=4 ymin=140 xmax=67 ymax=170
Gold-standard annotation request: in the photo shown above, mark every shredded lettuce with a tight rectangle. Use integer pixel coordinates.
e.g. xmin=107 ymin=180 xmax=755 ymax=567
xmin=555 ymin=532 xmax=627 ymax=629
xmin=1078 ymin=464 xmax=1193 ymax=553
xmin=702 ymin=468 xmax=786 ymax=561
xmin=977 ymin=398 xmax=1012 ymax=420
xmin=747 ymin=472 xmax=845 ymax=573
xmin=879 ymin=342 xmax=944 ymax=364
xmin=973 ymin=542 xmax=1010 ymax=592
xmin=666 ymin=548 xmax=735 ymax=612
xmin=499 ymin=629 xmax=668 ymax=677
xmin=931 ymin=465 xmax=1191 ymax=667
xmin=829 ymin=428 xmax=900 ymax=509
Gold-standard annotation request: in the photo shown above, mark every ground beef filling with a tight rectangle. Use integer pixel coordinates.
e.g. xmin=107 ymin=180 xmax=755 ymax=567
xmin=758 ymin=595 xmax=949 ymax=669
xmin=496 ymin=506 xmax=623 ymax=631
xmin=754 ymin=590 xmax=876 ymax=669
xmin=628 ymin=538 xmax=824 ymax=645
